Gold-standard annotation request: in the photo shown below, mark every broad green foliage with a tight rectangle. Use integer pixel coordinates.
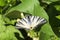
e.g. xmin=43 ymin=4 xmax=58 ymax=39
xmin=0 ymin=0 xmax=60 ymax=40
xmin=0 ymin=15 xmax=24 ymax=40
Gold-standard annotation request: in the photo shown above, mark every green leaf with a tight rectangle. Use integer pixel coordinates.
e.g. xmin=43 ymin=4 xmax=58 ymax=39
xmin=54 ymin=5 xmax=60 ymax=11
xmin=32 ymin=1 xmax=59 ymax=40
xmin=0 ymin=14 xmax=6 ymax=33
xmin=4 ymin=0 xmax=39 ymax=18
xmin=4 ymin=11 xmax=22 ymax=19
xmin=5 ymin=0 xmax=35 ymax=13
xmin=3 ymin=17 xmax=16 ymax=25
xmin=0 ymin=14 xmax=24 ymax=40
xmin=56 ymin=15 xmax=60 ymax=20
xmin=6 ymin=25 xmax=24 ymax=39
xmin=0 ymin=0 xmax=6 ymax=6
xmin=33 ymin=3 xmax=48 ymax=20
xmin=41 ymin=0 xmax=60 ymax=4
xmin=0 ymin=25 xmax=24 ymax=40
xmin=39 ymin=23 xmax=59 ymax=40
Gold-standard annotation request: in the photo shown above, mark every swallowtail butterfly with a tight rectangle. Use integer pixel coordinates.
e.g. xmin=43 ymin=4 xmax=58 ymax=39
xmin=16 ymin=16 xmax=47 ymax=30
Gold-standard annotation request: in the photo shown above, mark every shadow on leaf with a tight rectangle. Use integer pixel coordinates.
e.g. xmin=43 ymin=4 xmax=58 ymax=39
xmin=45 ymin=1 xmax=60 ymax=37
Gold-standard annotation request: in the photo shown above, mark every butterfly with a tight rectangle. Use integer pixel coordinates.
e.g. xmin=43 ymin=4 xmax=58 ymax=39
xmin=16 ymin=16 xmax=47 ymax=30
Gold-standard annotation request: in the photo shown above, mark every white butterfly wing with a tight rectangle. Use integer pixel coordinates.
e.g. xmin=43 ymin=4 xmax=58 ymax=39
xmin=16 ymin=16 xmax=47 ymax=30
